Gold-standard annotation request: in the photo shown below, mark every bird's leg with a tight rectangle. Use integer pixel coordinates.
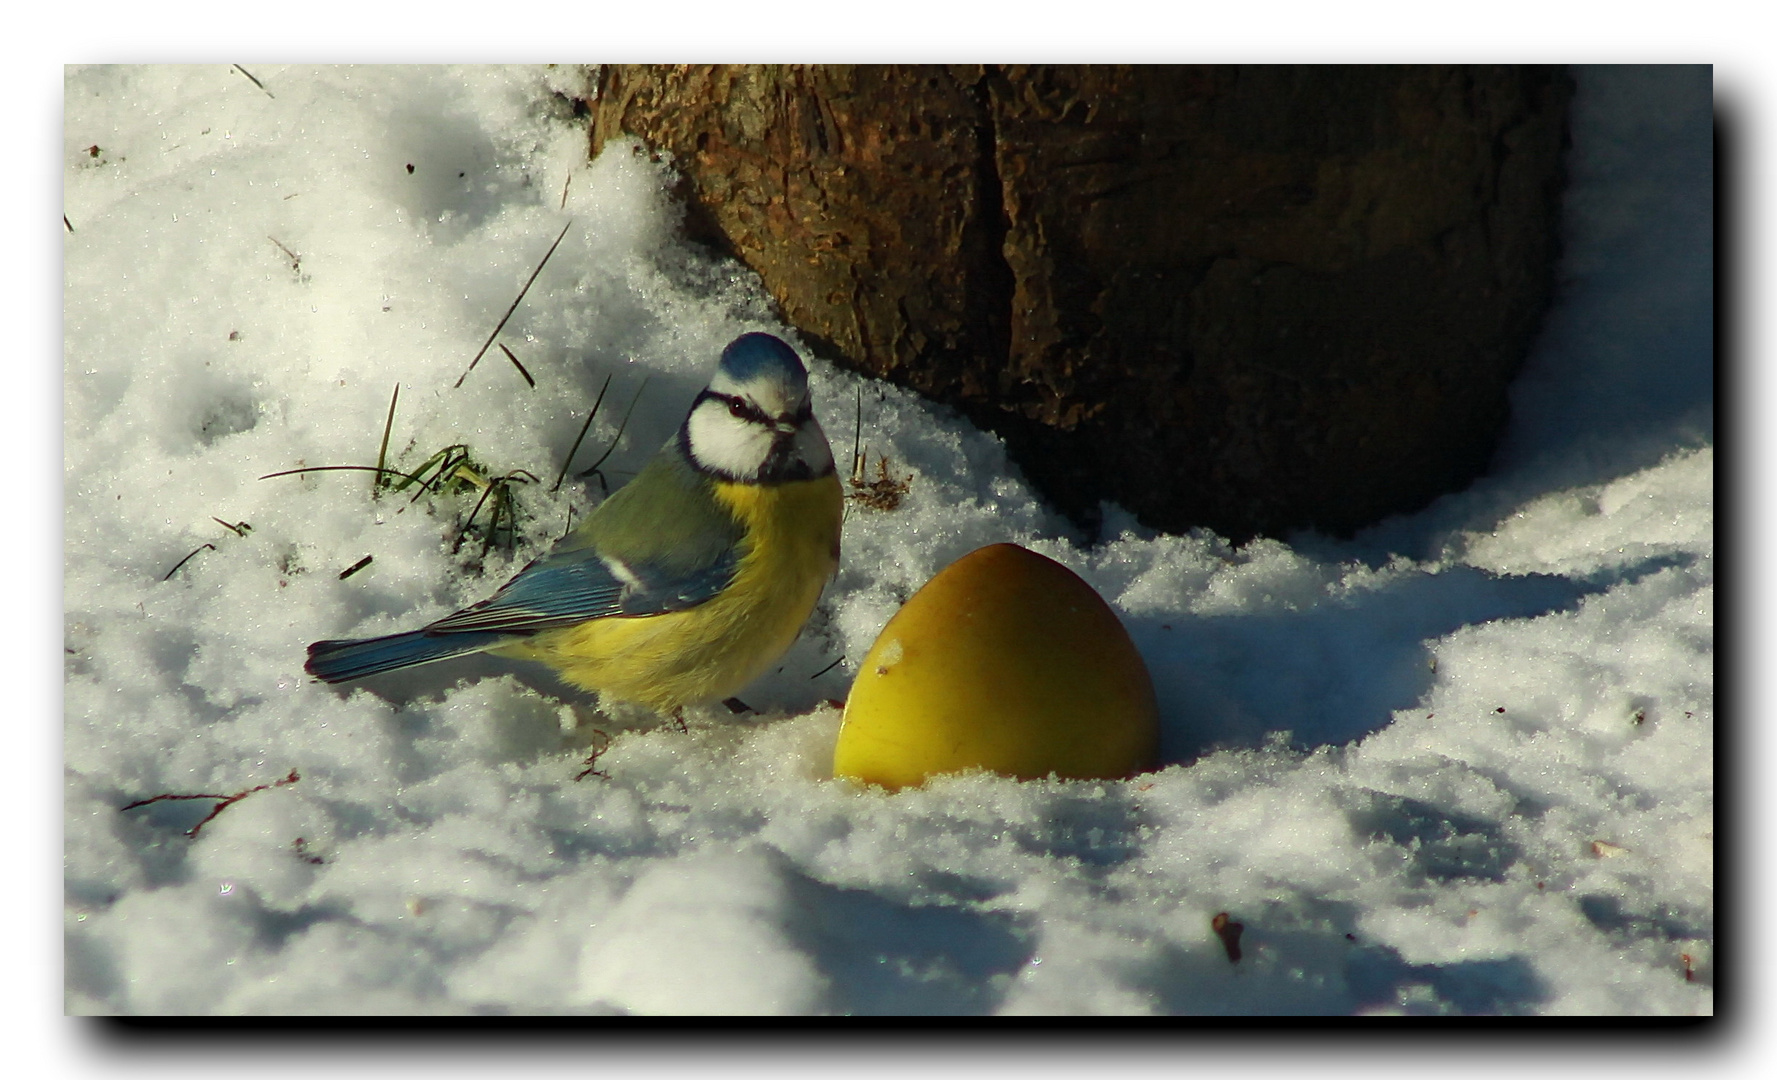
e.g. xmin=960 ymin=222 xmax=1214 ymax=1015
xmin=669 ymin=706 xmax=689 ymax=734
xmin=571 ymin=729 xmax=613 ymax=782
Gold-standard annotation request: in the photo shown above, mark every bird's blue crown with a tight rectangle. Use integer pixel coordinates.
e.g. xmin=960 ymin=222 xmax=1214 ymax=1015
xmin=717 ymin=332 xmax=808 ymax=391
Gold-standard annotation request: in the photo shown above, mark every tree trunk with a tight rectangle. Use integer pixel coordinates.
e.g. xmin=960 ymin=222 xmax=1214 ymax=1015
xmin=589 ymin=64 xmax=1571 ymax=541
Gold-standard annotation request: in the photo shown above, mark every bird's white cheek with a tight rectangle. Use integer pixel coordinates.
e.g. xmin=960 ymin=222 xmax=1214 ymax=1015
xmin=687 ymin=407 xmax=772 ymax=478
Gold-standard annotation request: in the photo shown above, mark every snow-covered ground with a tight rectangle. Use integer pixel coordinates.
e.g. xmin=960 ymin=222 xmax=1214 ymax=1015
xmin=62 ymin=64 xmax=1712 ymax=1017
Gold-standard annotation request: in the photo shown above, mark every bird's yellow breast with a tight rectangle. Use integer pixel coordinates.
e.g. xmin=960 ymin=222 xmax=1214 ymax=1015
xmin=502 ymin=473 xmax=843 ymax=711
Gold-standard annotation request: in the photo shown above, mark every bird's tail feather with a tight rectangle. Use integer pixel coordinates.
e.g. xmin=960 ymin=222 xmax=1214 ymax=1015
xmin=305 ymin=628 xmax=507 ymax=683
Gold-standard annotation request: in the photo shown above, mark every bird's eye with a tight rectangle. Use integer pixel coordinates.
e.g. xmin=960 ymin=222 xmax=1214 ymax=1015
xmin=727 ymin=396 xmax=750 ymax=419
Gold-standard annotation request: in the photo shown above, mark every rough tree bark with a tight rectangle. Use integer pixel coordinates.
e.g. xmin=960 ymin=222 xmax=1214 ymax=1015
xmin=587 ymin=65 xmax=1571 ymax=541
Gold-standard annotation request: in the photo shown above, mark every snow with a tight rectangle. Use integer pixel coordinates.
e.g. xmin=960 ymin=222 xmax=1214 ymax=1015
xmin=61 ymin=64 xmax=1713 ymax=1018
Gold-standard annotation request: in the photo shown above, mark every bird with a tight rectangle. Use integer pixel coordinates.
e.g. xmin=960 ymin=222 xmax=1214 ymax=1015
xmin=305 ymin=331 xmax=844 ymax=713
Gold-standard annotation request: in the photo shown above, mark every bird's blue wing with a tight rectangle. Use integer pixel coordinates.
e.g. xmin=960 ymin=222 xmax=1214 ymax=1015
xmin=424 ymin=543 xmax=741 ymax=635
xmin=426 ymin=445 xmax=747 ymax=636
xmin=614 ymin=547 xmax=744 ymax=616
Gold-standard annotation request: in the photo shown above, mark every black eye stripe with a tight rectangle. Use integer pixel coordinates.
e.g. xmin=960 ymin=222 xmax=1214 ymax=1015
xmin=703 ymin=390 xmax=805 ymax=428
xmin=703 ymin=391 xmax=773 ymax=426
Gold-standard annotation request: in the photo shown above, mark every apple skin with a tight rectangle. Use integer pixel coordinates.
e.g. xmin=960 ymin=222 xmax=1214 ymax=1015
xmin=833 ymin=543 xmax=1160 ymax=790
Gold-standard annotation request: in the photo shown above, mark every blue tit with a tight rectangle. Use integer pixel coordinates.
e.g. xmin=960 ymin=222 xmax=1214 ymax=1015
xmin=305 ymin=332 xmax=843 ymax=713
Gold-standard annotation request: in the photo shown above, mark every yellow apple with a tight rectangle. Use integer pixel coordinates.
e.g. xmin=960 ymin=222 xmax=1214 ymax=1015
xmin=834 ymin=543 xmax=1159 ymax=789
